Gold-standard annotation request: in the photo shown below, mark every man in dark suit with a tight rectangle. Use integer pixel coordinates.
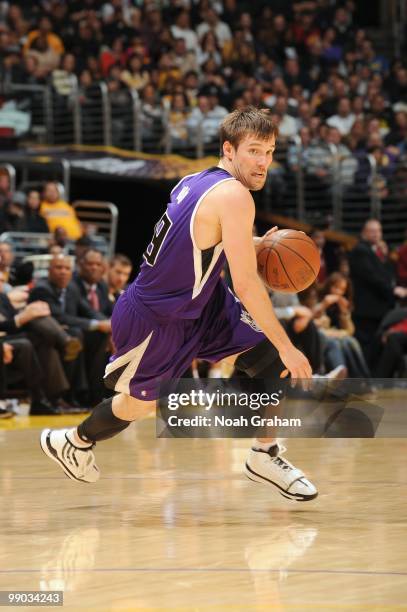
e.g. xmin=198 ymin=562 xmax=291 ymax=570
xmin=29 ymin=254 xmax=111 ymax=406
xmin=0 ymin=270 xmax=72 ymax=414
xmin=73 ymin=248 xmax=114 ymax=317
xmin=349 ymin=219 xmax=402 ymax=366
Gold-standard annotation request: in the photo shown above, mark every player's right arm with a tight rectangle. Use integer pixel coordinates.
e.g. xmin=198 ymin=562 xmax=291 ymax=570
xmin=214 ymin=181 xmax=312 ymax=380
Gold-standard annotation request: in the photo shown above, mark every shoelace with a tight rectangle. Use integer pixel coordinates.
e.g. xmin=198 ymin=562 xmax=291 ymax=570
xmin=273 ymin=456 xmax=293 ymax=471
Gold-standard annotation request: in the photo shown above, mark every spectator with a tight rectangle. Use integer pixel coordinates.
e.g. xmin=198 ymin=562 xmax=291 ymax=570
xmin=271 ymin=96 xmax=297 ymax=139
xmin=196 ymin=7 xmax=232 ymax=49
xmin=24 ymin=190 xmax=49 ymax=233
xmin=23 ymin=16 xmax=64 ymax=56
xmin=29 ymin=254 xmax=111 ymax=406
xmin=349 ymin=219 xmax=401 ymax=365
xmin=0 ymin=271 xmax=77 ymax=414
xmin=314 ymin=272 xmax=371 ymax=377
xmin=120 ymin=54 xmax=150 ymax=92
xmin=0 ymin=191 xmax=27 ymax=233
xmin=72 ymin=248 xmax=112 ymax=404
xmin=167 ymin=92 xmax=190 ymax=150
xmin=140 ymin=83 xmax=163 ymax=143
xmin=327 ymin=97 xmax=356 ymax=136
xmin=100 ymin=36 xmax=127 ymax=78
xmin=1 ymin=235 xmax=34 ymax=287
xmin=170 ymin=9 xmax=198 ymax=52
xmin=187 ymin=93 xmax=228 ymax=147
xmin=197 ymin=30 xmax=222 ymax=68
xmin=106 ymin=254 xmax=133 ymax=304
xmin=170 ymin=37 xmax=198 ymax=75
xmin=40 ymin=181 xmax=82 ymax=240
xmin=73 ymin=248 xmax=113 ymax=318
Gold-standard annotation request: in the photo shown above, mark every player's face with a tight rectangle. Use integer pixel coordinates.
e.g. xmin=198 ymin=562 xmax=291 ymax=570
xmin=229 ymin=135 xmax=276 ymax=191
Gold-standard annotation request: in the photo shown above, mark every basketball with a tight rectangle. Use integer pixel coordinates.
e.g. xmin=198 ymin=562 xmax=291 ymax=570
xmin=257 ymin=229 xmax=320 ymax=293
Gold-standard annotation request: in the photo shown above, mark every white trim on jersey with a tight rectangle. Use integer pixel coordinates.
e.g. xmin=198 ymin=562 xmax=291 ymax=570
xmin=170 ymin=171 xmax=201 ymax=196
xmin=189 ymin=176 xmax=236 ymax=300
xmin=104 ymin=331 xmax=154 ymax=395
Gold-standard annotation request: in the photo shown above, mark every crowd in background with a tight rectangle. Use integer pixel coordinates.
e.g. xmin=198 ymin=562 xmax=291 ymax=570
xmin=0 ymin=1 xmax=405 ymax=161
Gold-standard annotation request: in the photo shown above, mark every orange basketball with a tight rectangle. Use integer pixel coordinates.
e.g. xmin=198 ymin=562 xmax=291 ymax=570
xmin=257 ymin=229 xmax=320 ymax=293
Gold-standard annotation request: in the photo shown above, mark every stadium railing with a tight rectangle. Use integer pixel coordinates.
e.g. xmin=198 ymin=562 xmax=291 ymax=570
xmin=72 ymin=200 xmax=118 ymax=259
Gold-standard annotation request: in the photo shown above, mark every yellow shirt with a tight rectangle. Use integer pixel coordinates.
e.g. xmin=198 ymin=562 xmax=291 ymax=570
xmin=40 ymin=200 xmax=82 ymax=240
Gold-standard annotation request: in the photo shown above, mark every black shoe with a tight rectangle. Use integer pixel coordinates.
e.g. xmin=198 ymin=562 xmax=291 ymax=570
xmin=30 ymin=399 xmax=62 ymax=416
xmin=55 ymin=398 xmax=90 ymax=414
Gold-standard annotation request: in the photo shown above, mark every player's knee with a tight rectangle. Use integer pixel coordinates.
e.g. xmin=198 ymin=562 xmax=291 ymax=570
xmin=235 ymin=339 xmax=285 ymax=378
xmin=113 ymin=393 xmax=156 ymax=421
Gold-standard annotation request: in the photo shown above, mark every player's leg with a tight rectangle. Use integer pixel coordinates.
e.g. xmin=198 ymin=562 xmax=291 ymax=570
xmin=197 ymin=285 xmax=317 ymax=501
xmin=40 ymin=393 xmax=155 ymax=483
xmin=231 ymin=341 xmax=317 ymax=501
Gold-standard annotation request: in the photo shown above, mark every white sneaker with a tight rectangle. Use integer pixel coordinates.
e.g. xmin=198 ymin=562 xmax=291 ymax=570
xmin=245 ymin=444 xmax=317 ymax=501
xmin=40 ymin=428 xmax=100 ymax=483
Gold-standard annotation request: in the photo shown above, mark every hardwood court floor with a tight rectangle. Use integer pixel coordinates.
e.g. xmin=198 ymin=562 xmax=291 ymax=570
xmin=0 ymin=416 xmax=406 ymax=611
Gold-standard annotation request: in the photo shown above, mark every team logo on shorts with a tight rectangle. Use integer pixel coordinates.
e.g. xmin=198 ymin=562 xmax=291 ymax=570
xmin=240 ymin=310 xmax=262 ymax=332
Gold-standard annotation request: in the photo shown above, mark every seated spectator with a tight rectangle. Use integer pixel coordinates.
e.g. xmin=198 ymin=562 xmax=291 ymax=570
xmin=0 ymin=191 xmax=27 ymax=233
xmin=73 ymin=248 xmax=113 ymax=318
xmin=170 ymin=9 xmax=198 ymax=52
xmin=29 ymin=254 xmax=111 ymax=406
xmin=106 ymin=254 xmax=133 ymax=304
xmin=120 ymin=54 xmax=150 ymax=92
xmin=327 ymin=97 xmax=356 ymax=136
xmin=271 ymin=290 xmax=323 ymax=374
xmin=24 ymin=190 xmax=49 ymax=233
xmin=40 ymin=181 xmax=82 ymax=240
xmin=168 ymin=92 xmax=191 ymax=150
xmin=197 ymin=30 xmax=222 ymax=68
xmin=73 ymin=248 xmax=113 ymax=405
xmin=23 ymin=16 xmax=64 ymax=56
xmin=100 ymin=36 xmax=127 ymax=78
xmin=0 ymin=271 xmax=77 ymax=414
xmin=271 ymin=96 xmax=297 ymax=140
xmin=196 ymin=7 xmax=232 ymax=50
xmin=170 ymin=38 xmax=198 ymax=75
xmin=187 ymin=93 xmax=228 ymax=147
xmin=313 ymin=273 xmax=371 ymax=377
xmin=0 ymin=240 xmax=33 ymax=287
xmin=25 ymin=33 xmax=61 ymax=76
xmin=52 ymin=53 xmax=77 ymax=97
xmin=374 ymin=303 xmax=407 ymax=377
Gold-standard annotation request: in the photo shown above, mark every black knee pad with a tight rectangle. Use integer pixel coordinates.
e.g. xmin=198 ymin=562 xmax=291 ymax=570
xmin=235 ymin=339 xmax=286 ymax=378
xmin=78 ymin=397 xmax=131 ymax=443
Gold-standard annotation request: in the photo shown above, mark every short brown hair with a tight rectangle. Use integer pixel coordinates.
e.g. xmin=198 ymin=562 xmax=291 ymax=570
xmin=219 ymin=106 xmax=278 ymax=156
xmin=110 ymin=253 xmax=132 ymax=268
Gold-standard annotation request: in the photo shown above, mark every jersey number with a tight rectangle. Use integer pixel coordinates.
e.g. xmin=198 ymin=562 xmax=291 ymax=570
xmin=143 ymin=212 xmax=172 ymax=266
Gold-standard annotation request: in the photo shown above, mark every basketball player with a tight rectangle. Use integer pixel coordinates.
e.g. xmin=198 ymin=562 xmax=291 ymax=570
xmin=41 ymin=107 xmax=317 ymax=501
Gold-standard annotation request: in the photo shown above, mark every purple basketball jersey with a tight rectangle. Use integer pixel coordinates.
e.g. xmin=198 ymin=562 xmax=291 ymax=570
xmin=126 ymin=167 xmax=235 ymax=320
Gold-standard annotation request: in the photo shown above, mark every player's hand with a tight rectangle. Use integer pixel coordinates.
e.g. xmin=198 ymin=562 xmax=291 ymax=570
xmin=279 ymin=344 xmax=312 ymax=389
xmin=261 ymin=226 xmax=279 ymax=240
